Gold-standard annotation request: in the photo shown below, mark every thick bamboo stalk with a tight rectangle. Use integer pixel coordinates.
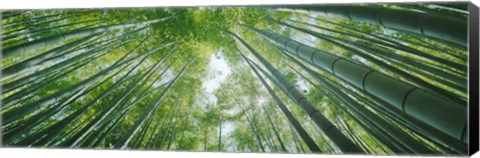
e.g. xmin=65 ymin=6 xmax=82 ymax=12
xmin=1 ymin=34 xmax=109 ymax=88
xmin=243 ymin=55 xmax=322 ymax=153
xmin=1 ymin=37 xmax=121 ymax=101
xmin=0 ymin=23 xmax=95 ymax=49
xmin=247 ymin=27 xmax=467 ymax=144
xmin=289 ymin=60 xmax=404 ymax=153
xmin=2 ymin=19 xmax=99 ymax=42
xmin=2 ymin=13 xmax=64 ymax=29
xmin=2 ymin=16 xmax=174 ymax=58
xmin=2 ymin=59 xmax=91 ymax=109
xmin=287 ymin=19 xmax=467 ymax=74
xmin=3 ymin=10 xmax=145 ymax=45
xmin=284 ymin=53 xmax=412 ymax=154
xmin=430 ymin=3 xmax=468 ymax=11
xmin=287 ymin=54 xmax=437 ymax=154
xmin=1 ymin=11 xmax=26 ymax=20
xmin=2 ymin=33 xmax=102 ymax=80
xmin=230 ymin=31 xmax=363 ymax=153
xmin=282 ymin=22 xmax=468 ymax=104
xmin=309 ymin=16 xmax=467 ymax=61
xmin=2 ymin=40 xmax=131 ymax=105
xmin=276 ymin=5 xmax=467 ymax=48
xmin=1 ymin=42 xmax=139 ymax=124
xmin=314 ymin=58 xmax=468 ymax=154
xmin=2 ymin=12 xmax=88 ymax=36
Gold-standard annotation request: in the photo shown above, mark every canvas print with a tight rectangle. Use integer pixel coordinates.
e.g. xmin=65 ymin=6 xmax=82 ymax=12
xmin=0 ymin=2 xmax=473 ymax=155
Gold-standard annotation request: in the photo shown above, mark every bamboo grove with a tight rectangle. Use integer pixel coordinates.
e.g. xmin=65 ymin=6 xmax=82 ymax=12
xmin=0 ymin=2 xmax=470 ymax=155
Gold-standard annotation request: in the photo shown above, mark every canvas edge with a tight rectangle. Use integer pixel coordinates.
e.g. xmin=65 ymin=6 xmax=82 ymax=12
xmin=468 ymin=1 xmax=479 ymax=156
